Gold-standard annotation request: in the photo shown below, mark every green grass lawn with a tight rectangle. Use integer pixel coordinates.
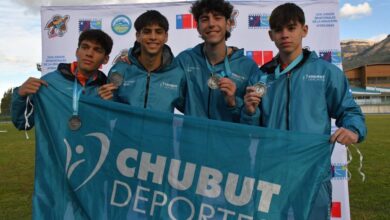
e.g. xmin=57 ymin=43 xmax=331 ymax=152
xmin=0 ymin=115 xmax=389 ymax=219
xmin=0 ymin=123 xmax=34 ymax=219
xmin=348 ymin=114 xmax=390 ymax=220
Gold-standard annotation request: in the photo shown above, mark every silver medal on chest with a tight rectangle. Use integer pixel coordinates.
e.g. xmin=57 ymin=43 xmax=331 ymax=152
xmin=207 ymin=75 xmax=221 ymax=90
xmin=109 ymin=72 xmax=124 ymax=87
xmin=253 ymin=83 xmax=267 ymax=97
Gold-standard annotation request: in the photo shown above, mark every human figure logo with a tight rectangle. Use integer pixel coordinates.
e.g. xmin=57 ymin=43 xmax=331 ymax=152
xmin=63 ymin=132 xmax=110 ymax=191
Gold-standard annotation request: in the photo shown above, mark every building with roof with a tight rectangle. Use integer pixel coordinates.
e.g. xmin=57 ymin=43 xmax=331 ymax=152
xmin=345 ymin=64 xmax=390 ymax=113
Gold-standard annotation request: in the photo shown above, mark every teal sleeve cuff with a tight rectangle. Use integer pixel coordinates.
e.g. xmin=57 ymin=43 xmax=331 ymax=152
xmin=240 ymin=107 xmax=260 ymax=125
xmin=226 ymin=96 xmax=243 ymax=111
xmin=344 ymin=125 xmax=365 ymax=143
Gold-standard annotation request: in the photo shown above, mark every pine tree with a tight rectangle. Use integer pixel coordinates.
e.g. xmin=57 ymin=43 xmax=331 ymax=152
xmin=0 ymin=88 xmax=13 ymax=116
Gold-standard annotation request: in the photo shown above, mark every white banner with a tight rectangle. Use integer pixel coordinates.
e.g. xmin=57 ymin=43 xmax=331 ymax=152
xmin=41 ymin=1 xmax=349 ymax=219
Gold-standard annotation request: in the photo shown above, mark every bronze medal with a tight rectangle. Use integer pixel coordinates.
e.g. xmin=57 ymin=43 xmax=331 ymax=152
xmin=68 ymin=115 xmax=82 ymax=131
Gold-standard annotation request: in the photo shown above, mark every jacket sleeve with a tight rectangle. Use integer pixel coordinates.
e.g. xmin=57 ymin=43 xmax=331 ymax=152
xmin=11 ymin=87 xmax=35 ymax=130
xmin=326 ymin=66 xmax=367 ymax=142
xmin=174 ymin=54 xmax=190 ymax=114
xmin=226 ymin=97 xmax=243 ymax=123
xmin=240 ymin=107 xmax=260 ymax=125
xmin=173 ymin=67 xmax=187 ymax=113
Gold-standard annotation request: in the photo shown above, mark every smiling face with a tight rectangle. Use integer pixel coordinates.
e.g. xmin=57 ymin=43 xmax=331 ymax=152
xmin=269 ymin=21 xmax=308 ymax=60
xmin=197 ymin=11 xmax=231 ymax=46
xmin=76 ymin=40 xmax=109 ymax=77
xmin=136 ymin=24 xmax=168 ymax=57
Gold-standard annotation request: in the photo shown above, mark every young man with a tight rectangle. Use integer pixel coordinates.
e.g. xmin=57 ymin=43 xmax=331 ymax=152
xmin=241 ymin=3 xmax=366 ymax=219
xmin=99 ymin=10 xmax=185 ymax=113
xmin=176 ymin=0 xmax=260 ymax=122
xmin=12 ymin=29 xmax=113 ymax=130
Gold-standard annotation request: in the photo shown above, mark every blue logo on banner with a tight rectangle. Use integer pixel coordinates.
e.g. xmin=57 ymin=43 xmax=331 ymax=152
xmin=319 ymin=50 xmax=342 ymax=65
xmin=331 ymin=51 xmax=342 ymax=64
xmin=249 ymin=15 xmax=260 ymax=27
xmin=332 ymin=164 xmax=348 ymax=180
xmin=111 ymin=15 xmax=132 ymax=35
xmin=248 ymin=14 xmax=269 ymax=29
xmin=79 ymin=19 xmax=102 ymax=32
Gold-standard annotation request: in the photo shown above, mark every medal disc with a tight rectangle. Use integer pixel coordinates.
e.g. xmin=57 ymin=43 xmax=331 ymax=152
xmin=109 ymin=72 xmax=124 ymax=87
xmin=68 ymin=115 xmax=82 ymax=131
xmin=207 ymin=75 xmax=221 ymax=90
xmin=253 ymin=83 xmax=267 ymax=97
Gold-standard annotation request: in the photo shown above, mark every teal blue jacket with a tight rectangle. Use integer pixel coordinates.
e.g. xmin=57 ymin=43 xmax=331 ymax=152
xmin=108 ymin=42 xmax=185 ymax=113
xmin=241 ymin=49 xmax=367 ymax=142
xmin=11 ymin=63 xmax=106 ymax=130
xmin=241 ymin=49 xmax=366 ymax=220
xmin=177 ymin=43 xmax=260 ymax=122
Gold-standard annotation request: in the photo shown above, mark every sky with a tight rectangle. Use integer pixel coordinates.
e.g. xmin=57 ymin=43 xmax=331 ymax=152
xmin=0 ymin=0 xmax=389 ymax=102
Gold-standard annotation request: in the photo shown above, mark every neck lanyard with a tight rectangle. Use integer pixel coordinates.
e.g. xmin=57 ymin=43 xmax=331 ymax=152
xmin=69 ymin=70 xmax=95 ymax=131
xmin=204 ymin=46 xmax=232 ymax=78
xmin=72 ymin=70 xmax=83 ymax=116
xmin=275 ymin=53 xmax=303 ymax=79
xmin=258 ymin=74 xmax=268 ymax=84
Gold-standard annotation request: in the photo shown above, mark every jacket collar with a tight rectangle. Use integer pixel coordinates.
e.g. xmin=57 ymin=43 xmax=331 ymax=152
xmin=260 ymin=49 xmax=313 ymax=74
xmin=57 ymin=63 xmax=107 ymax=86
xmin=128 ymin=41 xmax=176 ymax=72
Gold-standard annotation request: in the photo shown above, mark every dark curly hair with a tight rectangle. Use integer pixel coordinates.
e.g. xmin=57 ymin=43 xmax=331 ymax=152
xmin=191 ymin=0 xmax=233 ymax=39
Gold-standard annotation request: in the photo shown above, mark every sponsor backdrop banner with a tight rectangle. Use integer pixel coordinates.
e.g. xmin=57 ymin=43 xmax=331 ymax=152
xmin=33 ymin=79 xmax=331 ymax=219
xmin=40 ymin=0 xmax=342 ymax=74
xmin=40 ymin=0 xmax=349 ymax=219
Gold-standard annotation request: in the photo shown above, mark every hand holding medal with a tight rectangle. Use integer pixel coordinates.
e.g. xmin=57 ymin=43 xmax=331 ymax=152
xmin=219 ymin=77 xmax=237 ymax=107
xmin=243 ymin=73 xmax=268 ymax=115
xmin=243 ymin=85 xmax=263 ymax=115
xmin=207 ymin=74 xmax=221 ymax=90
xmin=98 ymin=71 xmax=123 ymax=100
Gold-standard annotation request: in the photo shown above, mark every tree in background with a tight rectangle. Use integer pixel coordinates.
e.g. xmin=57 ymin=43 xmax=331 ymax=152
xmin=0 ymin=88 xmax=13 ymax=116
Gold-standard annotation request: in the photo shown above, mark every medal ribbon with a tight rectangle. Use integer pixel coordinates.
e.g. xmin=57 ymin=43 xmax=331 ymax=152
xmin=275 ymin=53 xmax=303 ymax=79
xmin=72 ymin=65 xmax=97 ymax=116
xmin=257 ymin=74 xmax=268 ymax=84
xmin=72 ymin=70 xmax=83 ymax=116
xmin=204 ymin=46 xmax=232 ymax=78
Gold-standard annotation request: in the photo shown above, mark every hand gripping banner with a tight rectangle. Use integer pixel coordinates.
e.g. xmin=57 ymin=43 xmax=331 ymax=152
xmin=32 ymin=84 xmax=332 ymax=220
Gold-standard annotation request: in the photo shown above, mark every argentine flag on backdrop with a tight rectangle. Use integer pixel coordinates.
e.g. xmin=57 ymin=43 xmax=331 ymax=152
xmin=32 ymin=84 xmax=332 ymax=220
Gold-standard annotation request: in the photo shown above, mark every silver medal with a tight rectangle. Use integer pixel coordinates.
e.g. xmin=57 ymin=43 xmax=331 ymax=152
xmin=109 ymin=72 xmax=124 ymax=87
xmin=253 ymin=83 xmax=267 ymax=97
xmin=68 ymin=115 xmax=82 ymax=131
xmin=207 ymin=75 xmax=221 ymax=90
